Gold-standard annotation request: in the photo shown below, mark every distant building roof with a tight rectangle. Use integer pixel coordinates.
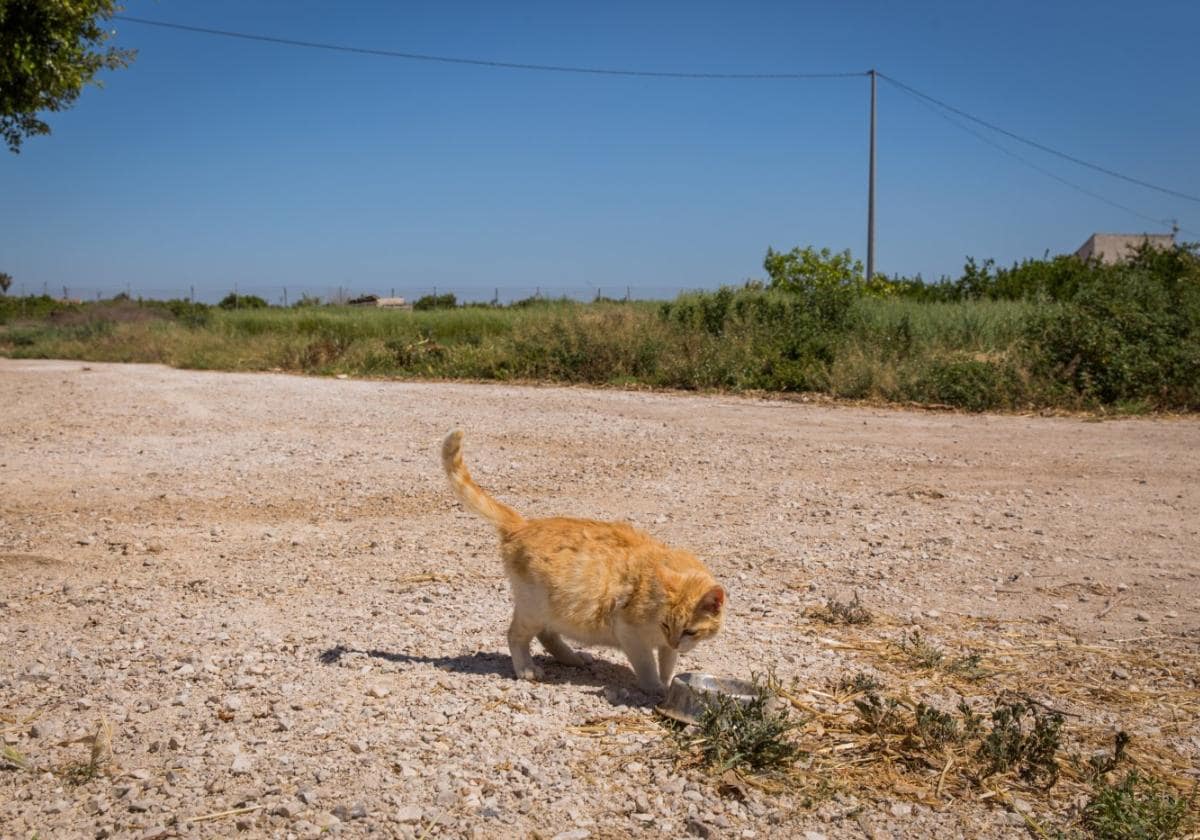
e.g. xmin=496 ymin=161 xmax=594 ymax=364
xmin=1074 ymin=233 xmax=1175 ymax=264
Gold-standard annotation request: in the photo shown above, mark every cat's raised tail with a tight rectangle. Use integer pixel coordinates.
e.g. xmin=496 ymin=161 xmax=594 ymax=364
xmin=441 ymin=431 xmax=525 ymax=532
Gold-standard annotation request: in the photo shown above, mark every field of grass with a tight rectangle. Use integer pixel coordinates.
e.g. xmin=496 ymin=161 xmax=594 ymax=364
xmin=0 ymin=295 xmax=1069 ymax=410
xmin=2 ymin=241 xmax=1196 ymax=413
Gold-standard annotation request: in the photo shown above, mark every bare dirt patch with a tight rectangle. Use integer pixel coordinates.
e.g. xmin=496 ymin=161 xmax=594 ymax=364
xmin=1 ymin=359 xmax=1197 ymax=838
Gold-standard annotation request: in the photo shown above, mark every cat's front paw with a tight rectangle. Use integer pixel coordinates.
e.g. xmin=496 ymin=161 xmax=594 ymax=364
xmin=637 ymin=678 xmax=666 ymax=695
xmin=514 ymin=663 xmax=545 ymax=681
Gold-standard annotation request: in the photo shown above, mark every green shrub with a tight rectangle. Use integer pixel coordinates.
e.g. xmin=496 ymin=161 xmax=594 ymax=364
xmin=1028 ymin=256 xmax=1200 ymax=408
xmin=1083 ymin=771 xmax=1192 ymax=840
xmin=413 ymin=292 xmax=458 ymax=311
xmin=908 ymin=355 xmax=1022 ymax=411
xmin=218 ymin=293 xmax=268 ymax=310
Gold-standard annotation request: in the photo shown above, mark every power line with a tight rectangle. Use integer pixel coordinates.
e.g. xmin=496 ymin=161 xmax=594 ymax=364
xmin=891 ymin=82 xmax=1180 ymax=232
xmin=113 ymin=16 xmax=866 ymax=80
xmin=879 ymin=73 xmax=1200 ymax=205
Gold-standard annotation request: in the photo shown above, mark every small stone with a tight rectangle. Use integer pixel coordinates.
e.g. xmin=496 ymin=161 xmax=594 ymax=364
xmin=272 ymin=803 xmax=299 ymax=819
xmin=890 ymin=803 xmax=912 ymax=817
xmin=552 ymin=830 xmax=591 ymax=840
xmin=395 ymin=805 xmax=423 ymax=823
xmin=128 ymin=800 xmax=153 ymax=813
xmin=223 ymin=695 xmax=243 ymax=712
xmin=168 ymin=735 xmax=183 ymax=750
xmin=1111 ymin=667 xmax=1131 ymax=680
xmin=686 ymin=819 xmax=714 ymax=839
xmin=333 ymin=802 xmax=367 ymax=820
xmin=29 ymin=722 xmax=55 ymax=739
xmin=46 ymin=799 xmax=70 ymax=814
xmin=803 ymin=833 xmax=828 ymax=840
xmin=367 ymin=685 xmax=389 ymax=699
xmin=84 ymin=796 xmax=109 ymax=815
xmin=632 ymin=812 xmax=655 ymax=823
xmin=1134 ymin=612 xmax=1150 ymax=622
xmin=141 ymin=828 xmax=169 ymax=840
xmin=235 ymin=817 xmax=254 ymax=831
xmin=314 ymin=813 xmax=342 ymax=830
xmin=297 ymin=788 xmax=318 ymax=805
xmin=349 ymin=740 xmax=367 ymax=754
xmin=624 ymin=761 xmax=645 ymax=774
xmin=230 ymin=754 xmax=253 ymax=775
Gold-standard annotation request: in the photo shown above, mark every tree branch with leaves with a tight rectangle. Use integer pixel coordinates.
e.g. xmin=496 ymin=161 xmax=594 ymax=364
xmin=0 ymin=0 xmax=136 ymax=153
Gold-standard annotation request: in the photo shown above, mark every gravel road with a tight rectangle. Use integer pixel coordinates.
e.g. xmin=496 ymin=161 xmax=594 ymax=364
xmin=2 ymin=359 xmax=1197 ymax=839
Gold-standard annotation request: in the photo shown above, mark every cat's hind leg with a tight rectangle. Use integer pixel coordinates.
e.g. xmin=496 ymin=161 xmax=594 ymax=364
xmin=537 ymin=631 xmax=586 ymax=667
xmin=507 ymin=611 xmax=544 ymax=681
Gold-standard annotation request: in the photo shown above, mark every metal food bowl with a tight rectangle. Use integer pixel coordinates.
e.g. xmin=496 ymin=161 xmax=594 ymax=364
xmin=654 ymin=673 xmax=781 ymax=725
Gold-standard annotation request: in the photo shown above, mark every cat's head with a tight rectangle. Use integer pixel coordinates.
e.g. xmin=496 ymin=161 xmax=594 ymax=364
xmin=659 ymin=571 xmax=726 ymax=653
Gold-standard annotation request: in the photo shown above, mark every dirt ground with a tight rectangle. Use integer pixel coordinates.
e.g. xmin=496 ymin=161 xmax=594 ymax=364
xmin=2 ymin=359 xmax=1197 ymax=839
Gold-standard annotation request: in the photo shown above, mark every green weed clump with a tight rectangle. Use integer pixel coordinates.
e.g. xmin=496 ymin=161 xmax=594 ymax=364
xmin=895 ymin=632 xmax=989 ymax=680
xmin=977 ymin=700 xmax=1064 ymax=786
xmin=810 ymin=593 xmax=873 ymax=625
xmin=1082 ymin=771 xmax=1193 ymax=840
xmin=836 ymin=671 xmax=883 ymax=695
xmin=671 ymin=674 xmax=802 ymax=774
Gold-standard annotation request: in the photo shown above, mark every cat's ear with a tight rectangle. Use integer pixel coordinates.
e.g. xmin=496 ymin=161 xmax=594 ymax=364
xmin=698 ymin=585 xmax=725 ymax=615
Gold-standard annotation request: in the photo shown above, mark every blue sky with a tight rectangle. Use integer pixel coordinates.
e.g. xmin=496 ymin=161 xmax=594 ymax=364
xmin=2 ymin=0 xmax=1197 ymax=303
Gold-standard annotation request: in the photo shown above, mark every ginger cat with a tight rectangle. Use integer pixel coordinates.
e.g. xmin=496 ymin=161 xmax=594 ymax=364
xmin=441 ymin=431 xmax=725 ymax=694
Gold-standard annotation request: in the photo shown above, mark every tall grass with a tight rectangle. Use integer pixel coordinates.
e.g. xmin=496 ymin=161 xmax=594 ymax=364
xmin=0 ymin=297 xmax=1053 ymax=409
xmin=1 ymin=242 xmax=1196 ymax=414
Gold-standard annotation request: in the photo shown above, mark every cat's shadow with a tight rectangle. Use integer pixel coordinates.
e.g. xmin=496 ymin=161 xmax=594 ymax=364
xmin=317 ymin=645 xmax=655 ymax=708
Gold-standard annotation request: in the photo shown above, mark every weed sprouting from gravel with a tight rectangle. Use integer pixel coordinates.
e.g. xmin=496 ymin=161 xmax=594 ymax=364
xmin=848 ymin=692 xmax=1068 ymax=790
xmin=897 ymin=630 xmax=945 ymax=669
xmin=59 ymin=761 xmax=100 ymax=786
xmin=1086 ymin=731 xmax=1131 ymax=780
xmin=977 ymin=701 xmax=1064 ymax=786
xmin=943 ymin=652 xmax=989 ymax=681
xmin=895 ymin=632 xmax=989 ymax=680
xmin=671 ymin=673 xmax=803 ymax=774
xmin=853 ymin=691 xmax=903 ymax=737
xmin=1 ymin=744 xmax=30 ymax=771
xmin=1082 ymin=771 xmax=1193 ymax=840
xmin=914 ymin=702 xmax=962 ymax=749
xmin=836 ymin=671 xmax=883 ymax=695
xmin=811 ymin=592 xmax=873 ymax=625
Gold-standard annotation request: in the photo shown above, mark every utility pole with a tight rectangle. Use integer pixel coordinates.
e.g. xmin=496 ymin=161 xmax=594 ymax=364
xmin=867 ymin=68 xmax=877 ymax=283
xmin=283 ymin=287 xmax=288 ymax=307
